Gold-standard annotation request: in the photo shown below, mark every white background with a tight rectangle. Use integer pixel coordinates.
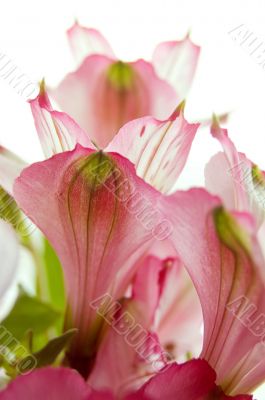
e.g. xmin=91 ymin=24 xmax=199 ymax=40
xmin=0 ymin=0 xmax=265 ymax=397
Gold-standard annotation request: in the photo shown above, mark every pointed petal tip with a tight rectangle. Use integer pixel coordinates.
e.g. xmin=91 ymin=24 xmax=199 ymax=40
xmin=28 ymin=78 xmax=45 ymax=101
xmin=29 ymin=77 xmax=51 ymax=109
xmin=170 ymin=99 xmax=186 ymax=119
xmin=28 ymin=78 xmax=46 ymax=104
xmin=211 ymin=113 xmax=223 ymax=136
xmin=185 ymin=30 xmax=201 ymax=50
xmin=67 ymin=19 xmax=79 ymax=33
xmin=66 ymin=21 xmax=115 ymax=63
xmin=212 ymin=113 xmax=220 ymax=127
xmin=39 ymin=78 xmax=46 ymax=96
xmin=178 ymin=99 xmax=186 ymax=112
xmin=186 ymin=29 xmax=192 ymax=39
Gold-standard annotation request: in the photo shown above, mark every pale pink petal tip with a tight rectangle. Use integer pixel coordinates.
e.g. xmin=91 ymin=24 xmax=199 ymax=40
xmin=29 ymin=80 xmax=94 ymax=158
xmin=106 ymin=99 xmax=199 ymax=194
xmin=152 ymin=34 xmax=200 ymax=99
xmin=67 ymin=21 xmax=115 ymax=65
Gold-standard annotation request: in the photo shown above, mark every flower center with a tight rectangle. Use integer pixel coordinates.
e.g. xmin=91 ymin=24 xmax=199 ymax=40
xmin=107 ymin=61 xmax=134 ymax=91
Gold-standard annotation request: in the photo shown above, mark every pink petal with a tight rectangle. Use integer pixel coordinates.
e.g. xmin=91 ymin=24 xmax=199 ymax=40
xmin=50 ymin=58 xmax=178 ymax=149
xmin=226 ymin=343 xmax=265 ymax=395
xmin=209 ymin=120 xmax=250 ymax=210
xmin=159 ymin=188 xmax=265 ymax=395
xmin=0 ymin=221 xmax=18 ymax=301
xmin=89 ymin=256 xmax=201 ymax=395
xmin=50 ymin=55 xmax=113 ymax=148
xmin=133 ymin=359 xmax=251 ymax=400
xmin=13 ymin=145 xmax=170 ymax=373
xmin=30 ymin=81 xmax=94 ymax=158
xmin=205 ymin=152 xmax=238 ymax=210
xmin=67 ymin=22 xmax=115 ymax=66
xmin=206 ymin=119 xmax=265 ymax=228
xmin=131 ymin=255 xmax=163 ymax=327
xmin=0 ymin=367 xmax=91 ymax=400
xmin=106 ymin=103 xmax=199 ymax=193
xmin=156 ymin=257 xmax=203 ymax=361
xmin=152 ymin=34 xmax=200 ymax=100
xmin=89 ymin=304 xmax=167 ymax=396
xmin=0 ymin=146 xmax=27 ymax=195
xmin=131 ymin=60 xmax=178 ymax=121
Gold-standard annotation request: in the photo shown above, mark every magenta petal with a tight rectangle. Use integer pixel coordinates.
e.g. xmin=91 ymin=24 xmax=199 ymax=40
xmin=106 ymin=105 xmax=199 ymax=193
xmin=133 ymin=359 xmax=251 ymax=400
xmin=13 ymin=146 xmax=168 ymax=365
xmin=0 ymin=367 xmax=91 ymax=400
xmin=152 ymin=34 xmax=200 ymax=100
xmin=30 ymin=82 xmax=94 ymax=158
xmin=88 ymin=392 xmax=114 ymax=400
xmin=67 ymin=22 xmax=116 ymax=65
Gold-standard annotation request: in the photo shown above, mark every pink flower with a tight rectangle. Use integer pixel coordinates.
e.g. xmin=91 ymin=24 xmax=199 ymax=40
xmin=0 ymin=56 xmax=201 ymax=381
xmin=0 ymin=362 xmax=252 ymax=400
xmin=0 ymin=79 xmax=199 ymax=240
xmin=88 ymin=255 xmax=170 ymax=395
xmin=88 ymin=254 xmax=202 ymax=395
xmin=0 ymin=24 xmax=200 ymax=196
xmin=30 ymin=82 xmax=199 ymax=194
xmin=205 ymin=118 xmax=265 ymax=275
xmin=12 ymin=141 xmax=265 ymax=397
xmin=13 ymin=144 xmax=175 ymax=375
xmin=1 ymin=24 xmax=263 ymax=399
xmin=162 ymin=188 xmax=265 ymax=395
xmin=48 ymin=22 xmax=200 ymax=148
xmin=83 ymin=185 xmax=265 ymax=397
xmin=205 ymin=117 xmax=265 ymax=227
xmin=155 ymin=256 xmax=203 ymax=361
xmin=11 ymin=86 xmax=265 ymax=396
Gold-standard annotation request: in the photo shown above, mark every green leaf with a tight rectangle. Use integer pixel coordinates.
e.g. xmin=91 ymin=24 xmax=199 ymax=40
xmin=1 ymin=292 xmax=61 ymax=342
xmin=0 ymin=186 xmax=32 ymax=245
xmin=43 ymin=238 xmax=65 ymax=313
xmin=31 ymin=329 xmax=77 ymax=369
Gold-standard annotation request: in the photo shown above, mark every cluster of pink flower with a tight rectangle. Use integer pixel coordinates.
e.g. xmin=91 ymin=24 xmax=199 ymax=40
xmin=0 ymin=22 xmax=265 ymax=399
